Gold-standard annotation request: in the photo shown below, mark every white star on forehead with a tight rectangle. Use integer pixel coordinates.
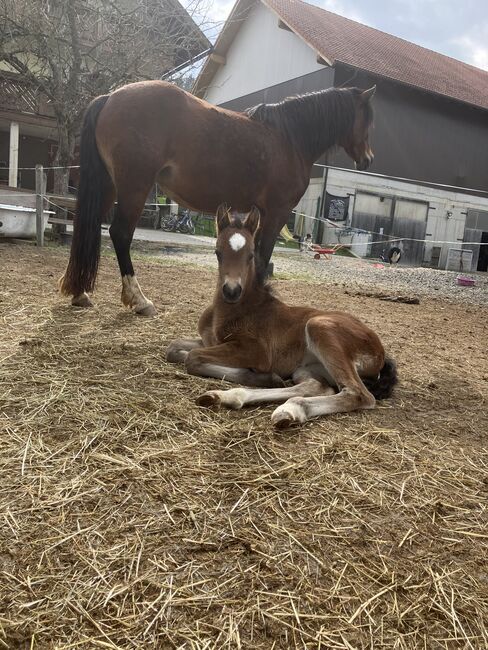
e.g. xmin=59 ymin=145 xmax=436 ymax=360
xmin=229 ymin=232 xmax=246 ymax=251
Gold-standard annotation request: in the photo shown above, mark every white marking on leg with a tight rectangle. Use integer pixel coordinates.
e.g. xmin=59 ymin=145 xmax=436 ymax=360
xmin=229 ymin=233 xmax=246 ymax=251
xmin=198 ymin=379 xmax=326 ymax=411
xmin=71 ymin=292 xmax=93 ymax=308
xmin=197 ymin=363 xmax=251 ymax=383
xmin=271 ymin=398 xmax=308 ymax=426
xmin=121 ymin=275 xmax=155 ymax=313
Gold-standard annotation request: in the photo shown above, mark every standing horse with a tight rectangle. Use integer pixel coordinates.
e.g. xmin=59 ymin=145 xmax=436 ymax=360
xmin=60 ymin=81 xmax=375 ymax=315
xmin=167 ymin=206 xmax=397 ymax=428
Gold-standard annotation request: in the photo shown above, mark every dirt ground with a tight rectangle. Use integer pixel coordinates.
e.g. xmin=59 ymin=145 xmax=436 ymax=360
xmin=1 ymin=241 xmax=487 ymax=649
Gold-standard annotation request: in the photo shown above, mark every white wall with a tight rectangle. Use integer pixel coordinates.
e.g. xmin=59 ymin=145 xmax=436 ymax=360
xmin=205 ymin=3 xmax=324 ymax=105
xmin=293 ymin=169 xmax=488 ymax=269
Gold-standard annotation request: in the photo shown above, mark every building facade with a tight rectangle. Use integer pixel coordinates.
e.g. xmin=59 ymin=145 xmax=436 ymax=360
xmin=194 ymin=0 xmax=488 ymax=270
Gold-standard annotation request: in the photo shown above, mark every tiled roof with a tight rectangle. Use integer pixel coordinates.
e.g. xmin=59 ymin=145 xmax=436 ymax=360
xmin=264 ymin=0 xmax=488 ymax=111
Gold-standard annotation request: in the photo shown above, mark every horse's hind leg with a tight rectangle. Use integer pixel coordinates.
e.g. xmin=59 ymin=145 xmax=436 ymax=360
xmin=69 ymin=180 xmax=116 ymax=308
xmin=110 ymin=182 xmax=156 ymax=316
xmin=271 ymin=316 xmax=377 ymax=428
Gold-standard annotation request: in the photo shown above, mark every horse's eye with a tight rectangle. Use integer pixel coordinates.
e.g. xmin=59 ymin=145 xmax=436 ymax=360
xmin=215 ymin=250 xmax=222 ymax=262
xmin=248 ymin=253 xmax=254 ymax=262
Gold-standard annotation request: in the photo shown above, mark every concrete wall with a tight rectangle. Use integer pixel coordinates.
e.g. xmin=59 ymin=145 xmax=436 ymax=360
xmin=204 ymin=3 xmax=325 ymax=105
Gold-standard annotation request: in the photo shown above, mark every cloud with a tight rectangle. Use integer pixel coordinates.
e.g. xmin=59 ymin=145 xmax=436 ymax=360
xmin=319 ymin=0 xmax=364 ymax=22
xmin=451 ymin=27 xmax=488 ymax=71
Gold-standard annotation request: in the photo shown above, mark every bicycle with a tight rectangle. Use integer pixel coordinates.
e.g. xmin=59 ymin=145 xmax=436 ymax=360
xmin=160 ymin=209 xmax=195 ymax=234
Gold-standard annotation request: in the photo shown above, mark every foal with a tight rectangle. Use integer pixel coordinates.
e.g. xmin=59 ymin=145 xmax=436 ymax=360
xmin=167 ymin=206 xmax=397 ymax=428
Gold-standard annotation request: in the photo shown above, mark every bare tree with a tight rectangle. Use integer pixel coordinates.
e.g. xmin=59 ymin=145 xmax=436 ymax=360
xmin=0 ymin=0 xmax=210 ymax=195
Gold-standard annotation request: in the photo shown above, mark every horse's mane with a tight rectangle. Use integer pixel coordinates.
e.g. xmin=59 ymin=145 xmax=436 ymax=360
xmin=245 ymin=87 xmax=372 ymax=160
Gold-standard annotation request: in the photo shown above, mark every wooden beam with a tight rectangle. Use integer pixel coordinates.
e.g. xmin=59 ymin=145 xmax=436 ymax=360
xmin=35 ymin=164 xmax=44 ymax=247
xmin=9 ymin=122 xmax=19 ymax=188
xmin=209 ymin=53 xmax=226 ymax=65
xmin=316 ymin=54 xmax=331 ymax=66
xmin=278 ymin=19 xmax=292 ymax=32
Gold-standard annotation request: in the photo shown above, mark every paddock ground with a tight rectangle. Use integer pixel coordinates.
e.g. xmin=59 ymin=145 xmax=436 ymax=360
xmin=1 ymin=241 xmax=487 ymax=649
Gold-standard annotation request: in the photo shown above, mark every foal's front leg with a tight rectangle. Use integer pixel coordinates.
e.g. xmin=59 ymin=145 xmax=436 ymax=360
xmin=166 ymin=338 xmax=204 ymax=364
xmin=185 ymin=342 xmax=283 ymax=388
xmin=197 ymin=377 xmax=332 ymax=410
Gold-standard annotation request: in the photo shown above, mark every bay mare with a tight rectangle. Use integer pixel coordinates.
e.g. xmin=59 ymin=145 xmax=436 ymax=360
xmin=167 ymin=206 xmax=397 ymax=428
xmin=60 ymin=81 xmax=375 ymax=315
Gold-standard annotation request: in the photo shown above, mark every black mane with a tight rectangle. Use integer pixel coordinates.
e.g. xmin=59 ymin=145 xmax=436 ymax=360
xmin=245 ymin=87 xmax=372 ymax=162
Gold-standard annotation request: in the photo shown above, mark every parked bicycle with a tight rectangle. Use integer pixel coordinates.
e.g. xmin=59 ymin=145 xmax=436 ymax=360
xmin=160 ymin=209 xmax=195 ymax=234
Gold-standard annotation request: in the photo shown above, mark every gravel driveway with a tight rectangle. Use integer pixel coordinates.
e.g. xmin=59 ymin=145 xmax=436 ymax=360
xmin=146 ymin=244 xmax=488 ymax=305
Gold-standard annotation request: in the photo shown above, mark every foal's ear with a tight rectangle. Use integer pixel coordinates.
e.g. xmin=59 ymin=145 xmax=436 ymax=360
xmin=243 ymin=206 xmax=260 ymax=236
xmin=360 ymin=86 xmax=376 ymax=103
xmin=216 ymin=203 xmax=231 ymax=233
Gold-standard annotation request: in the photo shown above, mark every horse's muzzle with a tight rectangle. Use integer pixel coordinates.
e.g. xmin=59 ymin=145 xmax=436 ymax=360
xmin=222 ymin=283 xmax=242 ymax=303
xmin=356 ymin=153 xmax=374 ymax=172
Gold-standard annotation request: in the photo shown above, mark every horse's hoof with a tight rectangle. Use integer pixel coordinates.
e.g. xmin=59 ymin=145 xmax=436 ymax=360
xmin=135 ymin=302 xmax=157 ymax=317
xmin=196 ymin=392 xmax=221 ymax=409
xmin=72 ymin=294 xmax=93 ymax=308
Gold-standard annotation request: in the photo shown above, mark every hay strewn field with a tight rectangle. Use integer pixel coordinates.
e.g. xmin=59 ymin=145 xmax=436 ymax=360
xmin=1 ymin=241 xmax=487 ymax=649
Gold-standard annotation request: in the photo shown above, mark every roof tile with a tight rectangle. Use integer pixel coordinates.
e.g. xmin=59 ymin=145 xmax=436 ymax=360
xmin=264 ymin=0 xmax=488 ymax=111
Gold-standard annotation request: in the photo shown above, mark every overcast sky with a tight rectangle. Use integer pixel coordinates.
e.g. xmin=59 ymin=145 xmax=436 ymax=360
xmin=200 ymin=0 xmax=488 ymax=71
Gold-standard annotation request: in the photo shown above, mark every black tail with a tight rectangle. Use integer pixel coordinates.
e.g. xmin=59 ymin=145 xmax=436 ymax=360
xmin=363 ymin=356 xmax=398 ymax=400
xmin=60 ymin=94 xmax=112 ymax=297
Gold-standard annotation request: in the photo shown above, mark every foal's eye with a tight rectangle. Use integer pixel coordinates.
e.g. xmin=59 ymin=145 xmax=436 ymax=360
xmin=248 ymin=253 xmax=254 ymax=262
xmin=215 ymin=250 xmax=222 ymax=262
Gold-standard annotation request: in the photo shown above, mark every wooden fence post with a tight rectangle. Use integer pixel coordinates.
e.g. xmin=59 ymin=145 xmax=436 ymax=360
xmin=35 ymin=164 xmax=44 ymax=247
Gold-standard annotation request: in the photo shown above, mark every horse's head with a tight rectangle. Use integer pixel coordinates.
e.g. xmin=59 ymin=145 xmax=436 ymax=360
xmin=214 ymin=204 xmax=260 ymax=303
xmin=342 ymin=86 xmax=376 ymax=171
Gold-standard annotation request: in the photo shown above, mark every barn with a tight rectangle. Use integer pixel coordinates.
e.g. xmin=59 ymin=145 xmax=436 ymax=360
xmin=193 ymin=0 xmax=488 ymax=271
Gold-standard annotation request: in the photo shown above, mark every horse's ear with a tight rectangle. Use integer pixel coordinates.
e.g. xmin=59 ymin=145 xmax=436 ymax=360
xmin=360 ymin=86 xmax=376 ymax=103
xmin=244 ymin=206 xmax=260 ymax=236
xmin=216 ymin=203 xmax=231 ymax=234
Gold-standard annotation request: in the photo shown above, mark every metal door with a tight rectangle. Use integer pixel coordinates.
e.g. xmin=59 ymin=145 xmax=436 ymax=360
xmin=392 ymin=199 xmax=428 ymax=265
xmin=351 ymin=193 xmax=394 ymax=258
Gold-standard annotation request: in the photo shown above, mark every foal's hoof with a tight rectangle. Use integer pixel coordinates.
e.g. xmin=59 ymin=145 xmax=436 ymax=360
xmin=271 ymin=399 xmax=307 ymax=429
xmin=71 ymin=293 xmax=93 ymax=308
xmin=271 ymin=412 xmax=296 ymax=430
xmin=166 ymin=343 xmax=188 ymax=364
xmin=196 ymin=391 xmax=222 ymax=409
xmin=135 ymin=302 xmax=157 ymax=317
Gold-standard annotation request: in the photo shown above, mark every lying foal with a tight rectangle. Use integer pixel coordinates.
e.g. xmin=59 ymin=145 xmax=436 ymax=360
xmin=167 ymin=206 xmax=397 ymax=428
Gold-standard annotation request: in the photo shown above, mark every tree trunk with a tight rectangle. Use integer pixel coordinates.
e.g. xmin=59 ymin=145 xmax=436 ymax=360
xmin=52 ymin=122 xmax=75 ymax=238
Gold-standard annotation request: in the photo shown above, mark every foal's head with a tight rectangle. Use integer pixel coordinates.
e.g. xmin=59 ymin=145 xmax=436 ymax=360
xmin=214 ymin=204 xmax=260 ymax=303
xmin=342 ymin=86 xmax=375 ymax=171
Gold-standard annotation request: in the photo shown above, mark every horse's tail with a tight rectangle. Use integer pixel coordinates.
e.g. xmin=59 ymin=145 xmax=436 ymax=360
xmin=363 ymin=356 xmax=398 ymax=400
xmin=60 ymin=94 xmax=112 ymax=298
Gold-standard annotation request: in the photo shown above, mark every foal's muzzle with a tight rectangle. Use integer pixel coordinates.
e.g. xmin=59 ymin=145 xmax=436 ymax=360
xmin=222 ymin=283 xmax=242 ymax=303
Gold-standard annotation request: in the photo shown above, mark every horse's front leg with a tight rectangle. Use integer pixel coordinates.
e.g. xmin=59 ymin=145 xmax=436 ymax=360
xmin=185 ymin=342 xmax=283 ymax=388
xmin=166 ymin=338 xmax=203 ymax=364
xmin=256 ymin=208 xmax=290 ymax=281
